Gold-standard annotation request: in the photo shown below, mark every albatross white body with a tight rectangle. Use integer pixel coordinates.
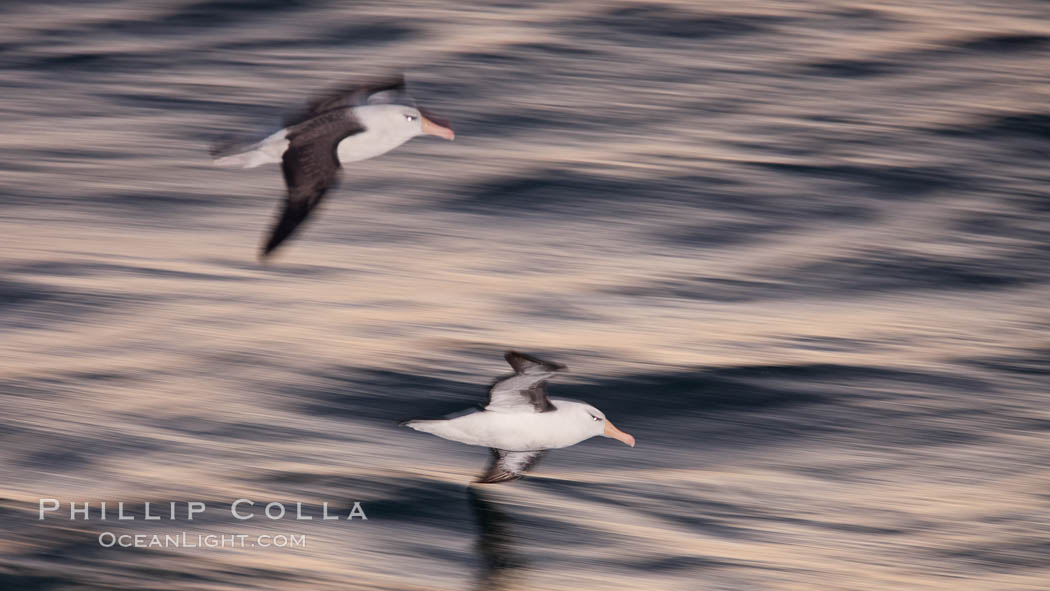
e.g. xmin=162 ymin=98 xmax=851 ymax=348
xmin=214 ymin=104 xmax=443 ymax=169
xmin=401 ymin=351 xmax=636 ymax=483
xmin=407 ymin=399 xmax=609 ymax=452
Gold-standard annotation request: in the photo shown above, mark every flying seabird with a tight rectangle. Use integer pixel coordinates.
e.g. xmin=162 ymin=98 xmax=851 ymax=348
xmin=400 ymin=351 xmax=636 ymax=484
xmin=212 ymin=75 xmax=454 ymax=258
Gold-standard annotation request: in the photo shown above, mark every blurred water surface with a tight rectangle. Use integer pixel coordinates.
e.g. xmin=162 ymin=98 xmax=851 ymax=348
xmin=1 ymin=1 xmax=1049 ymax=589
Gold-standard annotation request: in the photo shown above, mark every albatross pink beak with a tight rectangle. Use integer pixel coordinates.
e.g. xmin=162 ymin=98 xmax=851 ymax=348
xmin=421 ymin=115 xmax=455 ymax=141
xmin=604 ymin=420 xmax=636 ymax=447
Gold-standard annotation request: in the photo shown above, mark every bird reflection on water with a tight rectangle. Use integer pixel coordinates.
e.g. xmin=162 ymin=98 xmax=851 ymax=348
xmin=468 ymin=488 xmax=527 ymax=591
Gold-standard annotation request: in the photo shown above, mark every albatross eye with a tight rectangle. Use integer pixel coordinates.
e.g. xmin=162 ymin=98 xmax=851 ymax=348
xmin=405 ymin=114 xmax=418 ymax=122
xmin=591 ymin=415 xmax=602 ymax=422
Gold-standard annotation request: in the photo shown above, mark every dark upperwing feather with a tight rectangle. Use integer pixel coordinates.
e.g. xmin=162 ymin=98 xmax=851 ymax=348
xmin=260 ymin=110 xmax=365 ymax=257
xmin=283 ymin=75 xmax=410 ymax=127
xmin=504 ymin=351 xmax=567 ymax=374
xmin=485 ymin=351 xmax=565 ymax=413
xmin=476 ymin=449 xmax=546 ymax=484
xmin=522 ymin=381 xmax=556 ymax=413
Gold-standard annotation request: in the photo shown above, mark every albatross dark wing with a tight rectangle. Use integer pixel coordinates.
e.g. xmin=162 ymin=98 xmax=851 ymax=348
xmin=504 ymin=351 xmax=566 ymax=374
xmin=283 ymin=75 xmax=410 ymax=127
xmin=476 ymin=449 xmax=546 ymax=484
xmin=485 ymin=351 xmax=566 ymax=413
xmin=261 ymin=110 xmax=365 ymax=257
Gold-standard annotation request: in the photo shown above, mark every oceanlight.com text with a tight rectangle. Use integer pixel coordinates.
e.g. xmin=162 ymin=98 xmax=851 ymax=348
xmin=97 ymin=532 xmax=307 ymax=549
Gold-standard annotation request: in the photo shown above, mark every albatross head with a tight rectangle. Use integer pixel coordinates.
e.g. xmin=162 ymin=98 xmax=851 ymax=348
xmin=353 ymin=104 xmax=455 ymax=145
xmin=397 ymin=106 xmax=455 ymax=141
xmin=577 ymin=403 xmax=636 ymax=447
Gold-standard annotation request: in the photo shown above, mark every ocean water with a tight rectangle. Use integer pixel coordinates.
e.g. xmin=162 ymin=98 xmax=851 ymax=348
xmin=1 ymin=1 xmax=1049 ymax=589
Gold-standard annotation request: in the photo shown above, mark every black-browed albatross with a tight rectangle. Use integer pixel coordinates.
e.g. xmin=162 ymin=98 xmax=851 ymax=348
xmin=212 ymin=75 xmax=454 ymax=258
xmin=401 ymin=351 xmax=636 ymax=484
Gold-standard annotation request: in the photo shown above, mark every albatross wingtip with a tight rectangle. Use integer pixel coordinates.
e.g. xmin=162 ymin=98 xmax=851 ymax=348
xmin=473 ymin=473 xmax=522 ymax=485
xmin=503 ymin=350 xmax=567 ymax=374
xmin=257 ymin=245 xmax=281 ymax=264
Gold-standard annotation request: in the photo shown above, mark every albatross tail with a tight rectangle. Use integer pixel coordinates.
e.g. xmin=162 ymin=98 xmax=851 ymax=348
xmin=399 ymin=419 xmax=443 ymax=433
xmin=211 ymin=129 xmax=289 ymax=168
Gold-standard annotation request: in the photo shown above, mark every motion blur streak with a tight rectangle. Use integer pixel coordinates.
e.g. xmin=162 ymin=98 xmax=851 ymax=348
xmin=1 ymin=1 xmax=1049 ymax=590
